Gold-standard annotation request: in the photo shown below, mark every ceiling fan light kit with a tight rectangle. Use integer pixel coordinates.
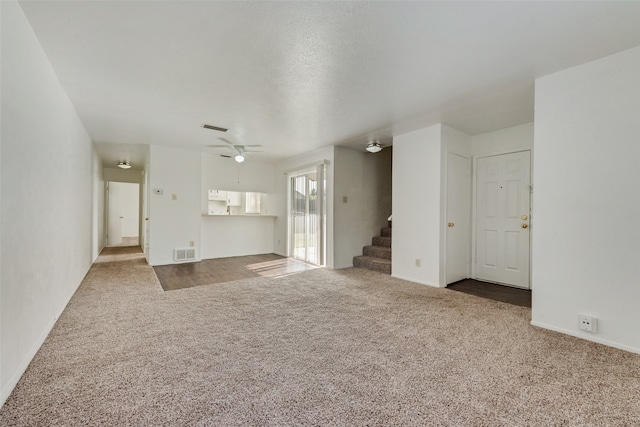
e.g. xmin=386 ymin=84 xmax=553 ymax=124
xmin=365 ymin=142 xmax=382 ymax=153
xmin=117 ymin=161 xmax=132 ymax=169
xmin=207 ymin=136 xmax=262 ymax=163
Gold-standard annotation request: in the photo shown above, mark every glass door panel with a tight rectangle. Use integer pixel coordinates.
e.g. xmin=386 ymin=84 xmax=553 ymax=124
xmin=289 ymin=167 xmax=324 ymax=265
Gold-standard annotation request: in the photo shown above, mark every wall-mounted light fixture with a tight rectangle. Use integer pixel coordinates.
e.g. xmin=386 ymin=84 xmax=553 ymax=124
xmin=117 ymin=161 xmax=132 ymax=169
xmin=365 ymin=142 xmax=382 ymax=153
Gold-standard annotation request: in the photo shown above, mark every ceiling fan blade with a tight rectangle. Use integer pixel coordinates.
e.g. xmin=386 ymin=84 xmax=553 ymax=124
xmin=218 ymin=138 xmax=235 ymax=146
xmin=244 ymin=150 xmax=263 ymax=153
xmin=243 ymin=145 xmax=262 ymax=148
xmin=220 ymin=154 xmax=232 ymax=158
xmin=207 ymin=144 xmax=232 ymax=148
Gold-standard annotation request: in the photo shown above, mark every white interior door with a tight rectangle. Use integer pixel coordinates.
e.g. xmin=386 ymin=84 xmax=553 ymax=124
xmin=476 ymin=151 xmax=531 ymax=288
xmin=107 ymin=183 xmax=123 ymax=246
xmin=446 ymin=152 xmax=471 ymax=284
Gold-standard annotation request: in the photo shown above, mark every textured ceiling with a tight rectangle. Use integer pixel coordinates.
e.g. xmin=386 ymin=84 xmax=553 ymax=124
xmin=18 ymin=1 xmax=640 ymax=166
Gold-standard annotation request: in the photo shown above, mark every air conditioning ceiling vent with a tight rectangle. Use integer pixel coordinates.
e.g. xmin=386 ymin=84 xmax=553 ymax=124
xmin=202 ymin=124 xmax=228 ymax=132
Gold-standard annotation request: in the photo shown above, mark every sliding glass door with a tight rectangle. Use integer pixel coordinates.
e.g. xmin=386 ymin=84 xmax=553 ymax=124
xmin=289 ymin=165 xmax=325 ymax=266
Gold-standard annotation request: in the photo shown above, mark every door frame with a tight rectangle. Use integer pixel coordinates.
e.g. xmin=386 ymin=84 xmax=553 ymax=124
xmin=471 ymin=147 xmax=533 ymax=289
xmin=286 ymin=164 xmax=326 ymax=266
xmin=104 ymin=180 xmax=142 ymax=248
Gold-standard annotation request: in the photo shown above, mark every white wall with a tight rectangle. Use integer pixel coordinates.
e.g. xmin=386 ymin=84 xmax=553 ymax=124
xmin=471 ymin=122 xmax=534 ymax=156
xmin=200 ymin=153 xmax=276 ymax=259
xmin=333 ymin=147 xmax=393 ymax=269
xmin=392 ymin=125 xmax=443 ymax=286
xmin=1 ymin=1 xmax=99 ymax=405
xmin=201 ymin=217 xmax=275 ymax=259
xmin=201 ymin=153 xmax=276 ymax=214
xmin=92 ymin=150 xmax=105 ymax=260
xmin=275 ymin=147 xmax=334 ymax=266
xmin=334 ymin=147 xmax=367 ymax=269
xmin=532 ymin=46 xmax=640 ymax=353
xmin=148 ymin=146 xmax=202 ymax=265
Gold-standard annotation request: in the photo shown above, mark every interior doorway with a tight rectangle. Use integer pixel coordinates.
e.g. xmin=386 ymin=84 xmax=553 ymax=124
xmin=106 ymin=181 xmax=140 ymax=247
xmin=288 ymin=165 xmax=326 ymax=266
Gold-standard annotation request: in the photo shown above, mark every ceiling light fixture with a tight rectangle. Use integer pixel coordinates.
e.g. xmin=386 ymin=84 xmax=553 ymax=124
xmin=234 ymin=153 xmax=245 ymax=163
xmin=365 ymin=142 xmax=382 ymax=153
xmin=117 ymin=161 xmax=132 ymax=169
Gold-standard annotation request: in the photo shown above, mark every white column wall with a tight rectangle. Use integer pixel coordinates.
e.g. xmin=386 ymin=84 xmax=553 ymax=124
xmin=532 ymin=46 xmax=640 ymax=353
xmin=1 ymin=1 xmax=99 ymax=404
xmin=392 ymin=125 xmax=443 ymax=286
xmin=148 ymin=146 xmax=202 ymax=266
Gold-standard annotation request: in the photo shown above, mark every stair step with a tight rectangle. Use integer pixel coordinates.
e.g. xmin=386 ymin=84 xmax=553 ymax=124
xmin=380 ymin=227 xmax=392 ymax=237
xmin=363 ymin=245 xmax=392 ymax=260
xmin=372 ymin=235 xmax=392 ymax=248
xmin=353 ymin=256 xmax=391 ymax=274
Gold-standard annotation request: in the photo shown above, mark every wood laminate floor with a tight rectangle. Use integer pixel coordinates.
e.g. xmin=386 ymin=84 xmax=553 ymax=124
xmin=447 ymin=279 xmax=532 ymax=308
xmin=154 ymin=253 xmax=318 ymax=291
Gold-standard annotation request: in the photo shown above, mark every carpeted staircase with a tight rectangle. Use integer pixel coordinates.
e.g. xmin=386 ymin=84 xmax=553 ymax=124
xmin=353 ymin=225 xmax=391 ymax=274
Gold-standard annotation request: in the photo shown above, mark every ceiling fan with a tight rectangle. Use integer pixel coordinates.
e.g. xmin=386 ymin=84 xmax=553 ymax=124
xmin=207 ymin=138 xmax=262 ymax=163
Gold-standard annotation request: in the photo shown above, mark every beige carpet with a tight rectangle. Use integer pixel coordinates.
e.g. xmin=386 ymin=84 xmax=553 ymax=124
xmin=1 ymin=247 xmax=639 ymax=426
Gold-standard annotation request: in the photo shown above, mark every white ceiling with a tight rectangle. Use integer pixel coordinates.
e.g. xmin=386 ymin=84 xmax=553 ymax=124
xmin=19 ymin=1 xmax=640 ymax=167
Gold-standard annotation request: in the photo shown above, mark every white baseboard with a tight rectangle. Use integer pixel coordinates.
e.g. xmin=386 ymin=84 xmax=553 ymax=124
xmin=391 ymin=273 xmax=443 ymax=288
xmin=530 ymin=321 xmax=640 ymax=355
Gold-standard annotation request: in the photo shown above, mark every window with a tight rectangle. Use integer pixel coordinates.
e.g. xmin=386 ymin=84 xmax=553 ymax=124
xmin=245 ymin=192 xmax=261 ymax=214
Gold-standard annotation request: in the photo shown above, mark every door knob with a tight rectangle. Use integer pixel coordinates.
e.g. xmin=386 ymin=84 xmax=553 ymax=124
xmin=522 ymin=224 xmax=528 ymax=229
xmin=119 ymin=216 xmax=124 ymax=219
xmin=448 ymin=222 xmax=454 ymax=227
xmin=145 ymin=217 xmax=149 ymax=221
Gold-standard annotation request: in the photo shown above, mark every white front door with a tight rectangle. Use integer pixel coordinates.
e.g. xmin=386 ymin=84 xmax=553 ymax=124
xmin=446 ymin=152 xmax=471 ymax=284
xmin=476 ymin=151 xmax=531 ymax=288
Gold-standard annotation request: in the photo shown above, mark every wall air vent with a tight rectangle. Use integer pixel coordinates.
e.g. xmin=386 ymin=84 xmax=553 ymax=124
xmin=174 ymin=248 xmax=196 ymax=262
xmin=202 ymin=124 xmax=228 ymax=132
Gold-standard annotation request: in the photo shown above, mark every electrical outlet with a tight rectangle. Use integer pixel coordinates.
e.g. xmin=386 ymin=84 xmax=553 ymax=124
xmin=579 ymin=314 xmax=597 ymax=333
xmin=415 ymin=259 xmax=421 ymax=267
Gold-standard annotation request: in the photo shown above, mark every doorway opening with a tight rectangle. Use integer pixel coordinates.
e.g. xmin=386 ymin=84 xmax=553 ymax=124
xmin=106 ymin=181 xmax=141 ymax=247
xmin=288 ymin=164 xmax=326 ymax=266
